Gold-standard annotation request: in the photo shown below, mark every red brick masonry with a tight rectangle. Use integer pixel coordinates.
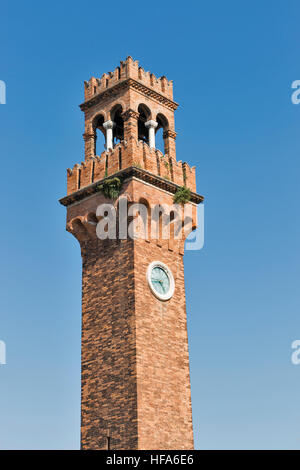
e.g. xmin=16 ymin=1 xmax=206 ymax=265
xmin=60 ymin=57 xmax=204 ymax=450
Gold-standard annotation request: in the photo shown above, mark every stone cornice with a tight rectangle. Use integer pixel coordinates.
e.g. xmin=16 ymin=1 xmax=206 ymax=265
xmin=79 ymin=78 xmax=179 ymax=112
xmin=59 ymin=167 xmax=204 ymax=207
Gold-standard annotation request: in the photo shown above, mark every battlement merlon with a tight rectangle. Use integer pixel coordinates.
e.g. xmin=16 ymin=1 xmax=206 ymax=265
xmin=65 ymin=139 xmax=199 ymax=196
xmin=81 ymin=56 xmax=176 ymax=107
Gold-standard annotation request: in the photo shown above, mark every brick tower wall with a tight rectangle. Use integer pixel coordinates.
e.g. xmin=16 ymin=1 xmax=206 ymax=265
xmin=132 ymin=179 xmax=194 ymax=450
xmin=81 ymin=236 xmax=138 ymax=450
xmin=65 ymin=180 xmax=195 ymax=449
xmin=68 ymin=186 xmax=139 ymax=450
xmin=135 ymin=240 xmax=194 ymax=450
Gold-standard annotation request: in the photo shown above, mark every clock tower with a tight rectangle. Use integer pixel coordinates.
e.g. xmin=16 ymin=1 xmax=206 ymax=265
xmin=59 ymin=57 xmax=203 ymax=450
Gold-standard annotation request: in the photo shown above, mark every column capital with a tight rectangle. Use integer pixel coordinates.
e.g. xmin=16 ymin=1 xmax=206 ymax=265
xmin=103 ymin=120 xmax=115 ymax=130
xmin=145 ymin=120 xmax=158 ymax=129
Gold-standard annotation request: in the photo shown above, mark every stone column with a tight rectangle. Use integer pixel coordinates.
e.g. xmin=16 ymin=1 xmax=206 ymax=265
xmin=145 ymin=120 xmax=158 ymax=149
xmin=103 ymin=120 xmax=115 ymax=150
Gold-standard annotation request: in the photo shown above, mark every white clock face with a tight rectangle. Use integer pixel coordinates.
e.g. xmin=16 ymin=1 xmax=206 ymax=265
xmin=147 ymin=261 xmax=175 ymax=301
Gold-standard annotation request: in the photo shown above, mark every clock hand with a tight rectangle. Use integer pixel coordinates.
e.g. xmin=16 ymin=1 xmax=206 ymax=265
xmin=152 ymin=280 xmax=163 ymax=290
xmin=152 ymin=279 xmax=164 ymax=293
xmin=156 ymin=279 xmax=165 ymax=292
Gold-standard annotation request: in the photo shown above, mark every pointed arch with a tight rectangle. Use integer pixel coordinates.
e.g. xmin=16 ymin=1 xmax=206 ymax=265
xmin=92 ymin=113 xmax=106 ymax=155
xmin=110 ymin=103 xmax=124 ymax=144
xmin=138 ymin=104 xmax=152 ymax=144
xmin=156 ymin=113 xmax=169 ymax=154
xmin=139 ymin=197 xmax=151 ymax=241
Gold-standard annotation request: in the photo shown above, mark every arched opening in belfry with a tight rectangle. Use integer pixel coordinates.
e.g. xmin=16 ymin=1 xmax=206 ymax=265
xmin=138 ymin=104 xmax=151 ymax=144
xmin=111 ymin=104 xmax=124 ymax=145
xmin=139 ymin=197 xmax=151 ymax=240
xmin=93 ymin=114 xmax=106 ymax=155
xmin=156 ymin=113 xmax=169 ymax=154
xmin=151 ymin=204 xmax=166 ymax=241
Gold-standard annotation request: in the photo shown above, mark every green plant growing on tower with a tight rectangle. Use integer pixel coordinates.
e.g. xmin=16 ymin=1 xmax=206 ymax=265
xmin=97 ymin=177 xmax=122 ymax=200
xmin=160 ymin=155 xmax=170 ymax=170
xmin=173 ymin=186 xmax=191 ymax=205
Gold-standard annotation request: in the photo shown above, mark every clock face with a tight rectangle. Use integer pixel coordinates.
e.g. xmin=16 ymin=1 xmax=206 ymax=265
xmin=151 ymin=266 xmax=170 ymax=296
xmin=147 ymin=261 xmax=175 ymax=301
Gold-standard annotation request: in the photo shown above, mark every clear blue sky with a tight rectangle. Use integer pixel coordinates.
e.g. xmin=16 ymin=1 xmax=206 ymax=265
xmin=0 ymin=0 xmax=300 ymax=450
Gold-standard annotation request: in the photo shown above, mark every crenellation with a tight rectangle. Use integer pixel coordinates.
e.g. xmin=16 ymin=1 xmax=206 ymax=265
xmin=182 ymin=162 xmax=196 ymax=192
xmin=67 ymin=142 xmax=196 ymax=195
xmin=150 ymin=73 xmax=155 ymax=86
xmin=106 ymin=145 xmax=121 ymax=176
xmin=84 ymin=76 xmax=98 ymax=100
xmin=80 ymin=159 xmax=94 ymax=188
xmin=142 ymin=142 xmax=157 ymax=174
xmin=170 ymin=159 xmax=184 ymax=187
xmin=83 ymin=56 xmax=173 ymax=102
xmin=67 ymin=167 xmax=77 ymax=195
xmin=123 ymin=55 xmax=140 ymax=80
xmin=159 ymin=152 xmax=172 ymax=181
xmin=93 ymin=155 xmax=105 ymax=182
xmin=120 ymin=59 xmax=127 ymax=78
xmin=110 ymin=66 xmax=121 ymax=85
